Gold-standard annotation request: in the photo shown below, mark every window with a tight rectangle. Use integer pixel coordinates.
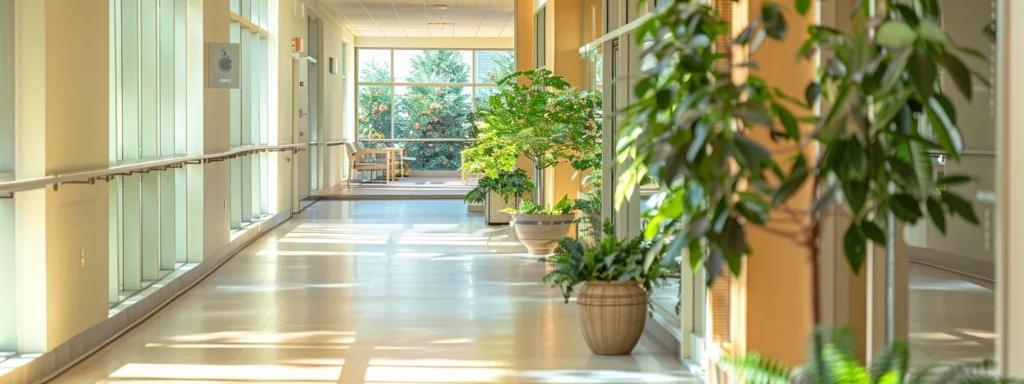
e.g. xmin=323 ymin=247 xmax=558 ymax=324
xmin=356 ymin=49 xmax=515 ymax=171
xmin=228 ymin=0 xmax=270 ymax=230
xmin=108 ymin=0 xmax=191 ymax=305
xmin=0 ymin=0 xmax=14 ymax=353
xmin=534 ymin=7 xmax=546 ymax=69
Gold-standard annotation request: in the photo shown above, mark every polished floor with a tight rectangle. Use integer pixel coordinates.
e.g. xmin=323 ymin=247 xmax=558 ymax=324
xmin=908 ymin=263 xmax=995 ymax=367
xmin=327 ymin=176 xmax=474 ymax=199
xmin=53 ymin=200 xmax=694 ymax=383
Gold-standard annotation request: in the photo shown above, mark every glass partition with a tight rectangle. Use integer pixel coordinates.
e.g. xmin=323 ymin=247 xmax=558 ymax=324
xmin=356 ymin=48 xmax=514 ymax=172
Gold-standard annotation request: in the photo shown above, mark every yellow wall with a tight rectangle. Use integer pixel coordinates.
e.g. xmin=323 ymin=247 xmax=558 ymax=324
xmin=733 ymin=0 xmax=816 ymax=366
xmin=203 ymin=0 xmax=232 ymax=257
xmin=42 ymin=0 xmax=110 ymax=351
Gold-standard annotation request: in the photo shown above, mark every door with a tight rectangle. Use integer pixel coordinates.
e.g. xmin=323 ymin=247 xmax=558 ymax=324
xmin=295 ymin=59 xmax=310 ymax=202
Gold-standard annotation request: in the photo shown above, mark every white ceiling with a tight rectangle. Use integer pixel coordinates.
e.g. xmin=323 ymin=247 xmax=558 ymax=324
xmin=327 ymin=0 xmax=515 ymax=38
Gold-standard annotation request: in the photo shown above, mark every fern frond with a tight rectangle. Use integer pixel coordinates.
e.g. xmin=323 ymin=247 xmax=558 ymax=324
xmin=719 ymin=352 xmax=791 ymax=384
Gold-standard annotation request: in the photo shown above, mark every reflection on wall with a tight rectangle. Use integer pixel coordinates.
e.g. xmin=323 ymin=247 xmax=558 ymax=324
xmin=905 ymin=0 xmax=996 ymax=279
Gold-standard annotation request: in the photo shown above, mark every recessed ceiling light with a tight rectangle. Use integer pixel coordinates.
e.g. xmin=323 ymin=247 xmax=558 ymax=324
xmin=433 ymin=4 xmax=447 ymax=10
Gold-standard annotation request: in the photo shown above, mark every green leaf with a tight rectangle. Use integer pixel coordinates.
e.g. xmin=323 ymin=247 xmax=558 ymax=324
xmin=761 ymin=4 xmax=787 ymax=39
xmin=805 ymin=82 xmax=821 ymax=107
xmin=910 ymin=52 xmax=937 ymax=97
xmin=861 ymin=221 xmax=887 ymax=246
xmin=918 ymin=20 xmax=946 ymax=43
xmin=936 ymin=174 xmax=971 ymax=187
xmin=881 ymin=49 xmax=912 ymax=92
xmin=941 ymin=51 xmax=974 ymax=101
xmin=925 ymin=96 xmax=965 ymax=159
xmin=736 ymin=192 xmax=771 ymax=225
xmin=876 ymin=22 xmax=917 ymax=49
xmin=844 ymin=224 xmax=867 ymax=274
xmin=735 ymin=23 xmax=758 ymax=45
xmin=773 ymin=103 xmax=800 ymax=141
xmin=844 ymin=180 xmax=867 ymax=215
xmin=927 ymin=196 xmax=947 ymax=234
xmin=909 ymin=140 xmax=935 ymax=198
xmin=890 ymin=194 xmax=924 ymax=222
xmin=812 ymin=182 xmax=840 ymax=217
xmin=687 ymin=120 xmax=711 ymax=162
xmin=795 ymin=0 xmax=811 ymax=15
xmin=721 ymin=217 xmax=747 ymax=260
xmin=942 ymin=191 xmax=979 ymax=224
xmin=892 ymin=4 xmax=920 ymax=26
xmin=773 ymin=155 xmax=809 ymax=206
xmin=735 ymin=134 xmax=772 ymax=169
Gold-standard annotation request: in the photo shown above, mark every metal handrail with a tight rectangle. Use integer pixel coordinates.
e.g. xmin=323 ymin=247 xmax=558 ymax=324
xmin=0 ymin=143 xmax=307 ymax=195
xmin=358 ymin=138 xmax=476 ymax=143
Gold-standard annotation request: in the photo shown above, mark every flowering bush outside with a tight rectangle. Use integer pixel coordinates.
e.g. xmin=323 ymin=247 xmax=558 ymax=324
xmin=357 ymin=50 xmax=515 ymax=171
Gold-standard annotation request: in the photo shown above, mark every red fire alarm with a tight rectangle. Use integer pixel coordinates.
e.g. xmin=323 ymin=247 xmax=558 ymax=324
xmin=291 ymin=37 xmax=304 ymax=53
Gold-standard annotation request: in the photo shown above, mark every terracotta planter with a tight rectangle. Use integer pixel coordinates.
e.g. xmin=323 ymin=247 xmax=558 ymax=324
xmin=510 ymin=213 xmax=574 ymax=255
xmin=576 ymin=281 xmax=648 ymax=355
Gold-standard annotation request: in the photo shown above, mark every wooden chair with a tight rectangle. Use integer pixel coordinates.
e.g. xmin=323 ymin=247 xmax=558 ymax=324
xmin=344 ymin=142 xmax=393 ymax=185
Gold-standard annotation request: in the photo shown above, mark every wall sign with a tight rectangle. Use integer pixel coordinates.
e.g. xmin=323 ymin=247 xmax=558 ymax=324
xmin=209 ymin=42 xmax=241 ymax=89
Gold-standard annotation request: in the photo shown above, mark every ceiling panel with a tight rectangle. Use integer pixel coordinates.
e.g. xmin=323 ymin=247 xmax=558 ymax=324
xmin=330 ymin=0 xmax=515 ymax=38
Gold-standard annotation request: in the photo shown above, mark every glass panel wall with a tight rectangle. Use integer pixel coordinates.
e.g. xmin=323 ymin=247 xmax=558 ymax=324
xmin=356 ymin=48 xmax=515 ymax=172
xmin=0 ymin=0 xmax=15 ymax=353
xmin=228 ymin=0 xmax=270 ymax=230
xmin=108 ymin=0 xmax=191 ymax=304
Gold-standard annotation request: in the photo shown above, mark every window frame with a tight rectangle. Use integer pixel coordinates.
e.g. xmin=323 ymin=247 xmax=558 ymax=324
xmin=354 ymin=47 xmax=515 ymax=141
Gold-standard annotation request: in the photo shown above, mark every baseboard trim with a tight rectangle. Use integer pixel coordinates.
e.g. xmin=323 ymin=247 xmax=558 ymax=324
xmin=1 ymin=210 xmax=292 ymax=384
xmin=644 ymin=311 xmax=682 ymax=359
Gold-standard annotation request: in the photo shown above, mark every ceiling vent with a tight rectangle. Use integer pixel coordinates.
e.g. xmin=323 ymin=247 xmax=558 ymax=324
xmin=433 ymin=4 xmax=448 ymax=10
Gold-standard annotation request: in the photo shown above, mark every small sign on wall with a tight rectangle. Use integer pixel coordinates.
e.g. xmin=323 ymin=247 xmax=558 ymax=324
xmin=329 ymin=57 xmax=338 ymax=75
xmin=209 ymin=42 xmax=241 ymax=89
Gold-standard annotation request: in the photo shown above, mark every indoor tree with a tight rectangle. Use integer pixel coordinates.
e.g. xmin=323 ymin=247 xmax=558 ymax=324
xmin=619 ymin=0 xmax=984 ymax=318
xmin=465 ymin=70 xmax=601 ymax=205
xmin=618 ymin=0 xmax=991 ymax=374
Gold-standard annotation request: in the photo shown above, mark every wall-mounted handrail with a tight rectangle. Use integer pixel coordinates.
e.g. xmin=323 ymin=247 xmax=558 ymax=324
xmin=0 ymin=143 xmax=307 ymax=195
xmin=358 ymin=138 xmax=476 ymax=143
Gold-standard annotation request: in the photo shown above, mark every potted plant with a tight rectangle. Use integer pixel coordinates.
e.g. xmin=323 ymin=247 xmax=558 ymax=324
xmin=574 ymin=173 xmax=603 ymax=245
xmin=463 ymin=169 xmax=534 ymax=225
xmin=464 ymin=70 xmax=601 ymax=206
xmin=504 ymin=195 xmax=577 ymax=255
xmin=544 ymin=222 xmax=680 ymax=355
xmin=721 ymin=327 xmax=1011 ymax=384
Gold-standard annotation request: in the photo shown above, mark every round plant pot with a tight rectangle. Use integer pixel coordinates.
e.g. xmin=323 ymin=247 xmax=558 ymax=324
xmin=510 ymin=213 xmax=575 ymax=255
xmin=576 ymin=281 xmax=647 ymax=355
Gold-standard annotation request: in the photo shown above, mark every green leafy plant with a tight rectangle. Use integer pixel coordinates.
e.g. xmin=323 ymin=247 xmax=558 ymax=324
xmin=463 ymin=169 xmax=535 ymax=206
xmin=464 ymin=70 xmax=602 ymax=202
xmin=543 ymin=221 xmax=681 ymax=303
xmin=504 ymin=195 xmax=576 ymax=215
xmin=619 ymin=0 xmax=984 ymax=302
xmin=720 ymin=327 xmax=1012 ymax=384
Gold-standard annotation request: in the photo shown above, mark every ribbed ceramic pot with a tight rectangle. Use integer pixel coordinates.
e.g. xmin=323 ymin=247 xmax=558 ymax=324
xmin=509 ymin=213 xmax=574 ymax=255
xmin=576 ymin=281 xmax=648 ymax=355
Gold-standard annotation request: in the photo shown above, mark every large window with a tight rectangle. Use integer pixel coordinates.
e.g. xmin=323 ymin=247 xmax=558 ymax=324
xmin=356 ymin=48 xmax=515 ymax=171
xmin=108 ymin=0 xmax=190 ymax=305
xmin=229 ymin=0 xmax=270 ymax=230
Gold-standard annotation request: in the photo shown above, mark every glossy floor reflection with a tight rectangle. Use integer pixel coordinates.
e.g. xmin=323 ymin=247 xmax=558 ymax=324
xmin=53 ymin=200 xmax=694 ymax=383
xmin=908 ymin=263 xmax=995 ymax=367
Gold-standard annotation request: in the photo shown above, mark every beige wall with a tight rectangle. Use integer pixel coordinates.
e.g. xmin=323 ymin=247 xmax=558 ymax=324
xmin=277 ymin=0 xmax=354 ymax=194
xmin=203 ymin=0 xmax=232 ymax=257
